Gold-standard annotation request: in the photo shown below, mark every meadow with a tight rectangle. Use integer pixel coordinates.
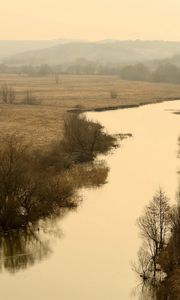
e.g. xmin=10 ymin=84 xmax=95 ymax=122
xmin=1 ymin=73 xmax=180 ymax=147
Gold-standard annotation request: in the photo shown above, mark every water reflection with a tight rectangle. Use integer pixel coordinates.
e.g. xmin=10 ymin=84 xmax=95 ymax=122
xmin=0 ymin=227 xmax=52 ymax=273
xmin=132 ymin=277 xmax=166 ymax=300
xmin=0 ymin=161 xmax=109 ymax=274
xmin=133 ymin=187 xmax=180 ymax=299
xmin=2 ymin=101 xmax=180 ymax=300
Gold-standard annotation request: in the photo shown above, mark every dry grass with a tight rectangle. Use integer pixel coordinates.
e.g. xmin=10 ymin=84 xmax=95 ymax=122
xmin=0 ymin=74 xmax=180 ymax=147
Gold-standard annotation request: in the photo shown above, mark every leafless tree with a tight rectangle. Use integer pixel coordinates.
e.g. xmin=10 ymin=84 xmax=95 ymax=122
xmin=0 ymin=134 xmax=77 ymax=230
xmin=132 ymin=245 xmax=152 ymax=280
xmin=137 ymin=189 xmax=171 ymax=276
xmin=1 ymin=84 xmax=8 ymax=103
xmin=8 ymin=87 xmax=16 ymax=104
xmin=1 ymin=84 xmax=9 ymax=103
xmin=23 ymin=90 xmax=40 ymax=105
xmin=0 ymin=85 xmax=16 ymax=104
xmin=62 ymin=114 xmax=116 ymax=163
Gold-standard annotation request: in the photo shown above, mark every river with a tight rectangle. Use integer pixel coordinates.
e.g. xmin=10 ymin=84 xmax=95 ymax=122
xmin=0 ymin=100 xmax=180 ymax=299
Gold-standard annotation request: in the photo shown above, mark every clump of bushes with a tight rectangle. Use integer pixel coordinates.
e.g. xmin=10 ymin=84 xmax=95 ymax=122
xmin=35 ymin=140 xmax=73 ymax=173
xmin=0 ymin=135 xmax=77 ymax=231
xmin=0 ymin=84 xmax=16 ymax=104
xmin=0 ymin=114 xmax=117 ymax=231
xmin=38 ymin=114 xmax=117 ymax=172
xmin=0 ymin=86 xmax=41 ymax=105
xmin=61 ymin=114 xmax=117 ymax=163
xmin=22 ymin=90 xmax=41 ymax=105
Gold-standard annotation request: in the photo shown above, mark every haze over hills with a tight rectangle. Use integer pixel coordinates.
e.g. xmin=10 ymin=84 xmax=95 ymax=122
xmin=0 ymin=39 xmax=85 ymax=62
xmin=3 ymin=40 xmax=180 ymax=66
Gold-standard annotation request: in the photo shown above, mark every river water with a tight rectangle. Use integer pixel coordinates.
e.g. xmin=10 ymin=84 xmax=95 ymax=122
xmin=0 ymin=100 xmax=180 ymax=300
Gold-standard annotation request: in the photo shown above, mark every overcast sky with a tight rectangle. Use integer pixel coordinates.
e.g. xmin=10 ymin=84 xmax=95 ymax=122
xmin=1 ymin=0 xmax=180 ymax=40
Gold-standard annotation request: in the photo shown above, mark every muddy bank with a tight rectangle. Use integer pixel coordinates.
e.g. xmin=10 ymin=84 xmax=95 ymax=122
xmin=68 ymin=97 xmax=180 ymax=113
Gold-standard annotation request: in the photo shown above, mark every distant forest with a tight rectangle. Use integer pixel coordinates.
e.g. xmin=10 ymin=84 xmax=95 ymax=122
xmin=1 ymin=40 xmax=180 ymax=84
xmin=1 ymin=59 xmax=180 ymax=84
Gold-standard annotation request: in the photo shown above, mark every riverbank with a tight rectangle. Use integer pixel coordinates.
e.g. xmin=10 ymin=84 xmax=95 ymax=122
xmin=0 ymin=75 xmax=180 ymax=147
xmin=68 ymin=97 xmax=180 ymax=113
xmin=86 ymin=99 xmax=180 ymax=299
xmin=1 ymin=98 xmax=180 ymax=299
xmin=0 ymin=113 xmax=118 ymax=231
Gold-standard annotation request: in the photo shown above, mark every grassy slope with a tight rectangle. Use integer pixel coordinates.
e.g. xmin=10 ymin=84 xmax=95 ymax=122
xmin=0 ymin=74 xmax=180 ymax=147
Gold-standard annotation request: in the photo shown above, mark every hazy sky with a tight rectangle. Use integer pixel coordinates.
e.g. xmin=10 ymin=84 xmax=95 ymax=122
xmin=1 ymin=0 xmax=180 ymax=40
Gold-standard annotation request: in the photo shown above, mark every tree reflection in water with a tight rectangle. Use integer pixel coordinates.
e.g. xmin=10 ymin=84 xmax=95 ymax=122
xmin=132 ymin=277 xmax=168 ymax=300
xmin=0 ymin=221 xmax=61 ymax=274
xmin=0 ymin=160 xmax=109 ymax=274
xmin=132 ymin=189 xmax=171 ymax=299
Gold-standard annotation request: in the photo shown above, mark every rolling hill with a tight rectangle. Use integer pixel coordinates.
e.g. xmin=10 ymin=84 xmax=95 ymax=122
xmin=4 ymin=40 xmax=180 ymax=66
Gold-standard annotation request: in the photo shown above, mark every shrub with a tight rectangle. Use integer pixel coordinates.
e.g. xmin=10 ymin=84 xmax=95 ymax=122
xmin=0 ymin=135 xmax=76 ymax=231
xmin=34 ymin=141 xmax=73 ymax=173
xmin=61 ymin=113 xmax=117 ymax=163
xmin=8 ymin=87 xmax=16 ymax=104
xmin=0 ymin=115 xmax=116 ymax=231
xmin=22 ymin=90 xmax=41 ymax=105
xmin=0 ymin=84 xmax=16 ymax=104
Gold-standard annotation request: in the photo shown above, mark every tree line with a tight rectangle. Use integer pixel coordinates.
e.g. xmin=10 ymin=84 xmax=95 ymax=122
xmin=1 ymin=61 xmax=180 ymax=84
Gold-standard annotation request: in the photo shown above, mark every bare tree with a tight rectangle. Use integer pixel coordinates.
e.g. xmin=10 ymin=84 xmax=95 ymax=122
xmin=132 ymin=245 xmax=152 ymax=280
xmin=23 ymin=90 xmax=40 ymax=105
xmin=62 ymin=114 xmax=116 ymax=163
xmin=137 ymin=189 xmax=170 ymax=276
xmin=0 ymin=84 xmax=9 ymax=103
xmin=0 ymin=85 xmax=16 ymax=104
xmin=0 ymin=134 xmax=77 ymax=230
xmin=8 ymin=87 xmax=16 ymax=104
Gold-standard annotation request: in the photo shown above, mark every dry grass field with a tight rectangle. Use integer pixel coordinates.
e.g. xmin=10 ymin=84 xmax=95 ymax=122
xmin=0 ymin=74 xmax=180 ymax=147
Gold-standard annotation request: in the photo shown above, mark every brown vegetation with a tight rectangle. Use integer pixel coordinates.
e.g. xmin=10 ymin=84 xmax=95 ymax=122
xmin=0 ymin=74 xmax=180 ymax=147
xmin=0 ymin=114 xmax=115 ymax=231
xmin=0 ymin=84 xmax=16 ymax=104
xmin=61 ymin=114 xmax=117 ymax=163
xmin=0 ymin=227 xmax=51 ymax=273
xmin=22 ymin=90 xmax=41 ymax=105
xmin=0 ymin=135 xmax=77 ymax=231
